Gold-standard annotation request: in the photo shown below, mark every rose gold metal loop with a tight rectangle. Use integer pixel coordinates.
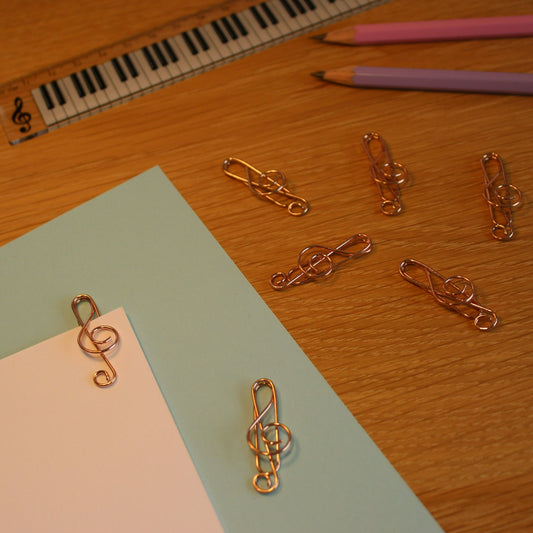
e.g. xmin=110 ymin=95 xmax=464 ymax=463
xmin=71 ymin=294 xmax=119 ymax=387
xmin=362 ymin=132 xmax=408 ymax=216
xmin=481 ymin=152 xmax=522 ymax=241
xmin=270 ymin=233 xmax=372 ymax=290
xmin=223 ymin=157 xmax=309 ymax=216
xmin=399 ymin=259 xmax=497 ymax=331
xmin=246 ymin=378 xmax=292 ymax=494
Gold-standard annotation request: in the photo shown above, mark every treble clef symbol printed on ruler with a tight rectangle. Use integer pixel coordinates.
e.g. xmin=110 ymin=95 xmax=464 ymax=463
xmin=71 ymin=294 xmax=120 ymax=387
xmin=11 ymin=97 xmax=32 ymax=133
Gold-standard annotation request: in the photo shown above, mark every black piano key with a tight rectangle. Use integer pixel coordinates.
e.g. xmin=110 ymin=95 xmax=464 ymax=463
xmin=91 ymin=65 xmax=107 ymax=90
xmin=70 ymin=73 xmax=86 ymax=98
xmin=39 ymin=84 xmax=54 ymax=109
xmin=182 ymin=31 xmax=199 ymax=55
xmin=231 ymin=13 xmax=248 ymax=37
xmin=32 ymin=0 xmax=369 ymax=131
xmin=142 ymin=46 xmax=158 ymax=70
xmin=112 ymin=58 xmax=127 ymax=82
xmin=81 ymin=69 xmax=97 ymax=93
xmin=280 ymin=0 xmax=297 ymax=18
xmin=250 ymin=6 xmax=267 ymax=29
xmin=192 ymin=28 xmax=209 ymax=51
xmin=221 ymin=17 xmax=238 ymax=40
xmin=291 ymin=0 xmax=307 ymax=14
xmin=211 ymin=20 xmax=228 ymax=44
xmin=261 ymin=3 xmax=279 ymax=24
xmin=122 ymin=54 xmax=139 ymax=78
xmin=151 ymin=43 xmax=168 ymax=66
xmin=51 ymin=80 xmax=66 ymax=105
xmin=162 ymin=39 xmax=178 ymax=62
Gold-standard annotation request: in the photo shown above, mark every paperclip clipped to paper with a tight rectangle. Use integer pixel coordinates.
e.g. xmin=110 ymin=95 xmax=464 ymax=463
xmin=246 ymin=378 xmax=292 ymax=494
xmin=399 ymin=259 xmax=497 ymax=330
xmin=270 ymin=233 xmax=372 ymax=290
xmin=361 ymin=132 xmax=408 ymax=215
xmin=222 ymin=157 xmax=310 ymax=216
xmin=71 ymin=294 xmax=120 ymax=387
xmin=481 ymin=152 xmax=522 ymax=240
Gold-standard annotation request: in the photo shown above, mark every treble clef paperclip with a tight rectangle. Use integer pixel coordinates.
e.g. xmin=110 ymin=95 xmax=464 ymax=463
xmin=222 ymin=157 xmax=310 ymax=216
xmin=399 ymin=259 xmax=498 ymax=331
xmin=361 ymin=132 xmax=408 ymax=215
xmin=71 ymin=294 xmax=120 ymax=387
xmin=270 ymin=233 xmax=372 ymax=290
xmin=246 ymin=378 xmax=292 ymax=494
xmin=481 ymin=152 xmax=522 ymax=241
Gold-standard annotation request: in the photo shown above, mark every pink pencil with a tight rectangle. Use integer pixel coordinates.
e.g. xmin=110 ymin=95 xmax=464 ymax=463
xmin=314 ymin=15 xmax=533 ymax=45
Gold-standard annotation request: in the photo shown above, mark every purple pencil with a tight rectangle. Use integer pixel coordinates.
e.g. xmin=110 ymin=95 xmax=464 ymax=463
xmin=314 ymin=15 xmax=533 ymax=45
xmin=312 ymin=66 xmax=533 ymax=96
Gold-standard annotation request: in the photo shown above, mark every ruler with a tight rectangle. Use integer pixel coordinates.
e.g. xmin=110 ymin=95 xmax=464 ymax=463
xmin=0 ymin=0 xmax=386 ymax=145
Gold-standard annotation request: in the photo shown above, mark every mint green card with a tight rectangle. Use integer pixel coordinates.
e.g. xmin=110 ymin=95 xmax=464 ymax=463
xmin=0 ymin=167 xmax=443 ymax=532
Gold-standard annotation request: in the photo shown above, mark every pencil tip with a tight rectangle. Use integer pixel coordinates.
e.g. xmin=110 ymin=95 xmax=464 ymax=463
xmin=311 ymin=34 xmax=326 ymax=41
xmin=311 ymin=71 xmax=325 ymax=79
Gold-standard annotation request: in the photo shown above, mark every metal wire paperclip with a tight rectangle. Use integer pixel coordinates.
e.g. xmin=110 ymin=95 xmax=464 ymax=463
xmin=246 ymin=378 xmax=292 ymax=494
xmin=71 ymin=294 xmax=120 ymax=387
xmin=361 ymin=132 xmax=408 ymax=215
xmin=481 ymin=152 xmax=522 ymax=241
xmin=399 ymin=259 xmax=498 ymax=331
xmin=222 ymin=157 xmax=310 ymax=216
xmin=270 ymin=233 xmax=372 ymax=290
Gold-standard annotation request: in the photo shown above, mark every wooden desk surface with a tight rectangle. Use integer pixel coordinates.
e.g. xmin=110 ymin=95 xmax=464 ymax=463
xmin=1 ymin=1 xmax=532 ymax=531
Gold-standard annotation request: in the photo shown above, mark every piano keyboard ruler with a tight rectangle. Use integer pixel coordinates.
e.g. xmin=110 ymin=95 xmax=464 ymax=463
xmin=0 ymin=0 xmax=386 ymax=145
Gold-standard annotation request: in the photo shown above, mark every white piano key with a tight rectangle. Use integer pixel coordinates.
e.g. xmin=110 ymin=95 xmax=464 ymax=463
xmin=223 ymin=15 xmax=254 ymax=54
xmin=193 ymin=24 xmax=226 ymax=63
xmin=286 ymin=0 xmax=315 ymax=27
xmin=235 ymin=10 xmax=264 ymax=48
xmin=297 ymin=1 xmax=327 ymax=26
xmin=101 ymin=60 xmax=137 ymax=98
xmin=227 ymin=13 xmax=257 ymax=50
xmin=148 ymin=43 xmax=177 ymax=82
xmin=128 ymin=50 xmax=160 ymax=89
xmin=240 ymin=7 xmax=280 ymax=44
xmin=265 ymin=1 xmax=303 ymax=37
xmin=160 ymin=41 xmax=187 ymax=79
xmin=74 ymin=81 xmax=100 ymax=112
xmin=55 ymin=79 xmax=80 ymax=118
xmin=210 ymin=19 xmax=243 ymax=58
xmin=327 ymin=0 xmax=352 ymax=14
xmin=257 ymin=2 xmax=291 ymax=40
xmin=92 ymin=62 xmax=122 ymax=102
xmin=344 ymin=0 xmax=364 ymax=10
xmin=218 ymin=19 xmax=249 ymax=59
xmin=167 ymin=35 xmax=201 ymax=73
xmin=31 ymin=87 xmax=59 ymax=126
xmin=301 ymin=0 xmax=327 ymax=26
xmin=60 ymin=75 xmax=90 ymax=114
xmin=178 ymin=30 xmax=215 ymax=70
xmin=311 ymin=0 xmax=340 ymax=17
xmin=81 ymin=69 xmax=111 ymax=107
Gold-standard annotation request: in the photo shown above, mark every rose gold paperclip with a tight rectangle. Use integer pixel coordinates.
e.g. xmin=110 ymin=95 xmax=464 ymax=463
xmin=361 ymin=132 xmax=408 ymax=215
xmin=270 ymin=233 xmax=372 ymax=290
xmin=222 ymin=157 xmax=310 ymax=216
xmin=71 ymin=294 xmax=120 ymax=387
xmin=481 ymin=152 xmax=522 ymax=241
xmin=246 ymin=378 xmax=292 ymax=494
xmin=399 ymin=259 xmax=497 ymax=331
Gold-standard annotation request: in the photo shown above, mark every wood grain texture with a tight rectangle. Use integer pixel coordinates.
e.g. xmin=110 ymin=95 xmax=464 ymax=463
xmin=1 ymin=1 xmax=532 ymax=531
